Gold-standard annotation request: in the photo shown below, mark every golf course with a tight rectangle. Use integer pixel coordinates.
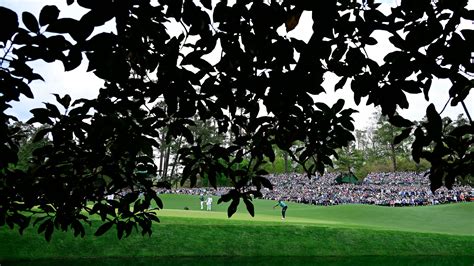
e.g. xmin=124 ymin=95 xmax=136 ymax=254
xmin=1 ymin=194 xmax=473 ymax=265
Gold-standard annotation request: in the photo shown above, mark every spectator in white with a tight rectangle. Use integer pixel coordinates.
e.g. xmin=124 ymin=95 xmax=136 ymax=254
xmin=199 ymin=194 xmax=205 ymax=210
xmin=206 ymin=196 xmax=213 ymax=211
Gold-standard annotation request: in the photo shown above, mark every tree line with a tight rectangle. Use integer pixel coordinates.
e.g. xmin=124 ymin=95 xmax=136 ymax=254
xmin=11 ymin=111 xmax=472 ymax=187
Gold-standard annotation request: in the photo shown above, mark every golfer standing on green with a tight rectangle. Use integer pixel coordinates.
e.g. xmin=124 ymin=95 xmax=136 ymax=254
xmin=273 ymin=199 xmax=288 ymax=220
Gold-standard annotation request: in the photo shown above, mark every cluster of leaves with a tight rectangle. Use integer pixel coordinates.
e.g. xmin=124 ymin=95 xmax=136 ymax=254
xmin=411 ymin=104 xmax=473 ymax=191
xmin=0 ymin=0 xmax=472 ymax=240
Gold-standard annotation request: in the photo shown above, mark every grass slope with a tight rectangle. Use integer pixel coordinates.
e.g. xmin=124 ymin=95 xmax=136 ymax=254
xmin=157 ymin=194 xmax=474 ymax=235
xmin=0 ymin=194 xmax=473 ymax=261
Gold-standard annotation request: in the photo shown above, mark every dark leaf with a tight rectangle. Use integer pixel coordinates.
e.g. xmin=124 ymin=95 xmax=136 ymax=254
xmin=257 ymin=176 xmax=273 ymax=190
xmin=22 ymin=12 xmax=40 ymax=33
xmin=17 ymin=81 xmax=34 ymax=99
xmin=422 ymin=78 xmax=432 ymax=101
xmin=77 ymin=0 xmax=107 ymax=9
xmin=388 ymin=35 xmax=405 ymax=49
xmin=213 ymin=0 xmax=229 ymax=22
xmin=124 ymin=222 xmax=134 ymax=237
xmin=148 ymin=214 xmax=160 ymax=223
xmin=461 ymin=9 xmax=474 ymax=20
xmin=315 ymin=102 xmax=331 ymax=113
xmin=332 ymin=99 xmax=345 ymax=113
xmin=28 ymin=108 xmax=53 ymax=125
xmin=6 ymin=216 xmax=14 ymax=229
xmin=364 ymin=37 xmax=378 ymax=45
xmin=340 ymin=108 xmax=358 ymax=117
xmin=426 ymin=104 xmax=442 ymax=140
xmin=94 ymin=221 xmax=114 ymax=236
xmin=227 ymin=198 xmax=239 ymax=218
xmin=18 ymin=216 xmax=31 ymax=235
xmin=39 ymin=5 xmax=60 ymax=26
xmin=201 ymin=0 xmax=212 ymax=10
xmin=332 ymin=44 xmax=347 ymax=61
xmin=401 ymin=81 xmax=422 ymax=94
xmin=53 ymin=94 xmax=71 ymax=110
xmin=389 ymin=115 xmax=414 ymax=127
xmin=165 ymin=0 xmax=184 ymax=20
xmin=153 ymin=194 xmax=164 ymax=209
xmin=346 ymin=48 xmax=365 ymax=73
xmin=33 ymin=216 xmax=47 ymax=227
xmin=243 ymin=197 xmax=254 ymax=217
xmin=45 ymin=220 xmax=54 ymax=242
xmin=0 ymin=7 xmax=19 ymax=43
xmin=207 ymin=170 xmax=217 ymax=188
xmin=46 ymin=18 xmax=78 ymax=34
xmin=72 ymin=220 xmax=85 ymax=237
xmin=31 ymin=73 xmax=45 ymax=82
xmin=340 ymin=117 xmax=355 ymax=131
xmin=45 ymin=103 xmax=61 ymax=117
xmin=411 ymin=127 xmax=425 ymax=163
xmin=64 ymin=47 xmax=83 ymax=71
xmin=335 ymin=77 xmax=347 ymax=91
xmin=218 ymin=192 xmax=232 ymax=204
xmin=286 ymin=8 xmax=303 ymax=32
xmin=37 ymin=218 xmax=51 ymax=234
xmin=81 ymin=9 xmax=114 ymax=27
xmin=394 ymin=127 xmax=412 ymax=145
xmin=255 ymin=169 xmax=268 ymax=176
xmin=117 ymin=221 xmax=125 ymax=240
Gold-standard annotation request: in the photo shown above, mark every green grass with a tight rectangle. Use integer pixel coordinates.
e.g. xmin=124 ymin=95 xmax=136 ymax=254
xmin=157 ymin=194 xmax=474 ymax=235
xmin=1 ymin=194 xmax=473 ymax=261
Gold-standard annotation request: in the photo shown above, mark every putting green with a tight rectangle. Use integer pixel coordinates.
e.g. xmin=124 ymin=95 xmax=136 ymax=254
xmin=156 ymin=194 xmax=474 ymax=235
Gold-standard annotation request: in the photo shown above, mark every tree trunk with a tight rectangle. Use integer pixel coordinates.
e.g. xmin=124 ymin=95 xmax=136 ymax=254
xmin=158 ymin=146 xmax=164 ymax=177
xmin=389 ymin=124 xmax=397 ymax=172
xmin=163 ymin=145 xmax=171 ymax=180
xmin=170 ymin=137 xmax=183 ymax=181
xmin=390 ymin=143 xmax=397 ymax=172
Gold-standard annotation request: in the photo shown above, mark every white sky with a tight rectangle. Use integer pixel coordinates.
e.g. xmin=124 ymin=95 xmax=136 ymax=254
xmin=1 ymin=0 xmax=473 ymax=129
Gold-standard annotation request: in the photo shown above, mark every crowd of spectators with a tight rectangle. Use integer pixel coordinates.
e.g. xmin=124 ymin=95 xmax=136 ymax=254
xmin=157 ymin=172 xmax=473 ymax=207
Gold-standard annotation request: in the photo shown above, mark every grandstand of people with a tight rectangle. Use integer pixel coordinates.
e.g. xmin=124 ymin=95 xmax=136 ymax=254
xmin=157 ymin=172 xmax=473 ymax=207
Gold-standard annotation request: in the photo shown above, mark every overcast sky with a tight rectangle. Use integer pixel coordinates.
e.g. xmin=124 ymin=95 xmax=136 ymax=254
xmin=1 ymin=0 xmax=473 ymax=130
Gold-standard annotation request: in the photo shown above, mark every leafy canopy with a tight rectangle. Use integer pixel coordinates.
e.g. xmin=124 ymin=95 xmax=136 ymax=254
xmin=0 ymin=0 xmax=472 ymax=240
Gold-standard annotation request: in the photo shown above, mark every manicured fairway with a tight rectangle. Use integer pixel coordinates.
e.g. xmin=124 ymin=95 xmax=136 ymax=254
xmin=0 ymin=194 xmax=473 ymax=262
xmin=156 ymin=194 xmax=474 ymax=235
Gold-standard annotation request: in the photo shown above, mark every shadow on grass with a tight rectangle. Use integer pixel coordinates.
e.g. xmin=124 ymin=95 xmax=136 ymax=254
xmin=4 ymin=256 xmax=474 ymax=266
